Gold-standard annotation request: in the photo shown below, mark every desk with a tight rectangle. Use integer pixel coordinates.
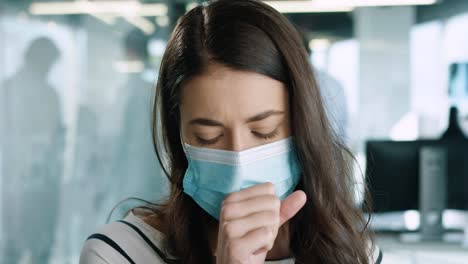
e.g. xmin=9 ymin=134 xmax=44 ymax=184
xmin=376 ymin=233 xmax=468 ymax=264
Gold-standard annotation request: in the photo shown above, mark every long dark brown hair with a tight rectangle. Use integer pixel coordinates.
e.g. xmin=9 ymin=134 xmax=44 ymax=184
xmin=149 ymin=0 xmax=373 ymax=263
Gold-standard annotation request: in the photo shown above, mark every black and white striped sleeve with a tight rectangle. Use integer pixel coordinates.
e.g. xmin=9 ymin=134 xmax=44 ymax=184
xmin=371 ymin=246 xmax=383 ymax=264
xmin=79 ymin=221 xmax=168 ymax=264
xmin=79 ymin=236 xmax=116 ymax=264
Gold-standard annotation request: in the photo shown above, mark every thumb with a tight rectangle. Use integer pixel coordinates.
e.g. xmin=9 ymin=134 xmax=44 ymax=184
xmin=279 ymin=190 xmax=307 ymax=226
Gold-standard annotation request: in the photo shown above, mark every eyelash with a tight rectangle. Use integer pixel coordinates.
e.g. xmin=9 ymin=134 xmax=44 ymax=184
xmin=252 ymin=129 xmax=279 ymax=140
xmin=196 ymin=135 xmax=222 ymax=146
xmin=195 ymin=129 xmax=279 ymax=146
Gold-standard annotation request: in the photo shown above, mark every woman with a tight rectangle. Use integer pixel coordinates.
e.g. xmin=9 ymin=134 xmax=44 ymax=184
xmin=80 ymin=0 xmax=382 ymax=263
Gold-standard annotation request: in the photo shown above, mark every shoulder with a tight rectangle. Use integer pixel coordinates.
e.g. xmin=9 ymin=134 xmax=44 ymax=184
xmin=79 ymin=209 xmax=176 ymax=264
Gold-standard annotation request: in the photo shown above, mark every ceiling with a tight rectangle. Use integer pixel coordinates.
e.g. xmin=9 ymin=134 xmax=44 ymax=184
xmin=4 ymin=0 xmax=466 ymax=41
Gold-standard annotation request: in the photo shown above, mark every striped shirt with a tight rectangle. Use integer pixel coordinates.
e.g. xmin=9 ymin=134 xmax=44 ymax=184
xmin=80 ymin=210 xmax=383 ymax=263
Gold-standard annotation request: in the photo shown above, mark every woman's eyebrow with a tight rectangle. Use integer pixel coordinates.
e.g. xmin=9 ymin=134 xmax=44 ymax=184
xmin=246 ymin=110 xmax=284 ymax=123
xmin=188 ymin=110 xmax=284 ymax=126
xmin=189 ymin=118 xmax=224 ymax=127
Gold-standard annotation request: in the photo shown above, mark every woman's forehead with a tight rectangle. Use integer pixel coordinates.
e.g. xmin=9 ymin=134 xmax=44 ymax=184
xmin=179 ymin=64 xmax=289 ymax=121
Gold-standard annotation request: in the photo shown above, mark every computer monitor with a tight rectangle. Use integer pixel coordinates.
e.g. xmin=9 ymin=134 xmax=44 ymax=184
xmin=443 ymin=138 xmax=468 ymax=209
xmin=366 ymin=140 xmax=422 ymax=212
xmin=365 ymin=139 xmax=468 ymax=213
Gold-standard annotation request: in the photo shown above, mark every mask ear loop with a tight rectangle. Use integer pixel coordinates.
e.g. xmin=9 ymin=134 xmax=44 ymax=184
xmin=178 ymin=133 xmax=189 ymax=190
xmin=179 ymin=133 xmax=188 ymax=153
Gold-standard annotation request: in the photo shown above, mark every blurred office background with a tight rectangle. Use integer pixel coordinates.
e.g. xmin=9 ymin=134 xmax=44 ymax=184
xmin=0 ymin=0 xmax=467 ymax=263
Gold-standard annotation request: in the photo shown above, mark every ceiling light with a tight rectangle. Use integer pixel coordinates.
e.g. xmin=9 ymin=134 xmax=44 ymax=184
xmin=113 ymin=60 xmax=145 ymax=73
xmin=29 ymin=1 xmax=167 ymax=17
xmin=92 ymin=15 xmax=117 ymax=25
xmin=263 ymin=0 xmax=437 ymax=13
xmin=264 ymin=1 xmax=352 ymax=13
xmin=309 ymin=38 xmax=331 ymax=51
xmin=342 ymin=0 xmax=437 ymax=7
xmin=124 ymin=16 xmax=155 ymax=35
xmin=156 ymin=16 xmax=169 ymax=27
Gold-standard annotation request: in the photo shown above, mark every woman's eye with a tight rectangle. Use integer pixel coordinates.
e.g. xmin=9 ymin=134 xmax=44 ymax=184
xmin=252 ymin=128 xmax=279 ymax=140
xmin=195 ymin=135 xmax=222 ymax=146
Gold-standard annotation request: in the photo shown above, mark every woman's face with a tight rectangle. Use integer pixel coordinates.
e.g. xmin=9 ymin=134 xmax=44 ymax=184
xmin=180 ymin=63 xmax=291 ymax=151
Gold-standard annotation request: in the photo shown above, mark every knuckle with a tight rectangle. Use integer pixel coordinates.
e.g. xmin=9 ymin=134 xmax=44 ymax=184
xmin=221 ymin=203 xmax=238 ymax=220
xmin=223 ymin=222 xmax=236 ymax=238
xmin=268 ymin=241 xmax=275 ymax=250
xmin=271 ymin=196 xmax=281 ymax=209
xmin=260 ymin=226 xmax=276 ymax=245
xmin=220 ymin=206 xmax=228 ymax=220
xmin=220 ymin=204 xmax=231 ymax=220
xmin=266 ymin=229 xmax=276 ymax=248
xmin=265 ymin=182 xmax=275 ymax=194
xmin=224 ymin=193 xmax=238 ymax=203
xmin=274 ymin=215 xmax=280 ymax=226
xmin=268 ymin=227 xmax=275 ymax=239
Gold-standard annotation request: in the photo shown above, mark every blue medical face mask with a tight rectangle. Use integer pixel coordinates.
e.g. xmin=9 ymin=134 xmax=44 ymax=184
xmin=182 ymin=137 xmax=301 ymax=220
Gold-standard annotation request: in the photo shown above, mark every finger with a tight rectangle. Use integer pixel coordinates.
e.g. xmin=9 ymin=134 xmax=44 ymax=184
xmin=221 ymin=195 xmax=280 ymax=221
xmin=279 ymin=190 xmax=307 ymax=226
xmin=231 ymin=227 xmax=274 ymax=256
xmin=253 ymin=247 xmax=268 ymax=255
xmin=223 ymin=182 xmax=275 ymax=204
xmin=222 ymin=211 xmax=279 ymax=239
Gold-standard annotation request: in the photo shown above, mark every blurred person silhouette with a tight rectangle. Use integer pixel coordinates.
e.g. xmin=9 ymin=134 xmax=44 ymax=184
xmin=1 ymin=37 xmax=64 ymax=263
xmin=448 ymin=63 xmax=468 ymax=103
xmin=448 ymin=63 xmax=468 ymax=137
xmin=300 ymin=31 xmax=349 ymax=144
xmin=113 ymin=29 xmax=166 ymax=204
xmin=314 ymin=69 xmax=349 ymax=144
xmin=441 ymin=106 xmax=467 ymax=140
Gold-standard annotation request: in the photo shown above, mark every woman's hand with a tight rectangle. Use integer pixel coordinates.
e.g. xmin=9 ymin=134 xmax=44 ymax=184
xmin=216 ymin=182 xmax=306 ymax=264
